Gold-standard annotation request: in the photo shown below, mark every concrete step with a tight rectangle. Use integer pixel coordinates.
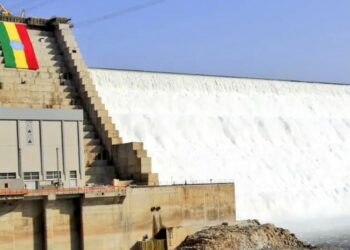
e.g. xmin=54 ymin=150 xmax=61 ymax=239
xmin=32 ymin=43 xmax=61 ymax=52
xmin=0 ymin=53 xmax=66 ymax=69
xmin=37 ymin=54 xmax=65 ymax=62
xmin=36 ymin=66 xmax=69 ymax=74
xmin=35 ymin=53 xmax=65 ymax=62
xmin=84 ymin=138 xmax=100 ymax=146
xmin=36 ymin=59 xmax=66 ymax=68
xmin=32 ymin=38 xmax=58 ymax=46
xmin=0 ymin=91 xmax=73 ymax=102
xmin=0 ymin=102 xmax=74 ymax=109
xmin=28 ymin=30 xmax=55 ymax=37
xmin=62 ymin=105 xmax=83 ymax=109
xmin=89 ymin=160 xmax=109 ymax=167
xmin=0 ymin=84 xmax=76 ymax=93
xmin=85 ymin=150 xmax=106 ymax=164
xmin=1 ymin=84 xmax=76 ymax=94
xmin=31 ymin=36 xmax=57 ymax=44
xmin=32 ymin=45 xmax=61 ymax=54
xmin=136 ymin=149 xmax=148 ymax=158
xmin=110 ymin=137 xmax=123 ymax=145
xmin=0 ymin=67 xmax=68 ymax=77
xmin=0 ymin=103 xmax=43 ymax=109
xmin=101 ymin=122 xmax=116 ymax=134
xmin=0 ymin=99 xmax=73 ymax=108
xmin=85 ymin=144 xmax=104 ymax=153
xmin=107 ymin=130 xmax=120 ymax=138
xmin=83 ymin=130 xmax=96 ymax=139
xmin=85 ymin=165 xmax=114 ymax=174
xmin=83 ymin=124 xmax=95 ymax=132
xmin=0 ymin=87 xmax=76 ymax=95
xmin=71 ymin=105 xmax=84 ymax=110
xmin=0 ymin=76 xmax=66 ymax=86
xmin=0 ymin=89 xmax=79 ymax=102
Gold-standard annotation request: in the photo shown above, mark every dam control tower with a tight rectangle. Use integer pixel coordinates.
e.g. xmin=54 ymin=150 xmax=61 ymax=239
xmin=0 ymin=9 xmax=235 ymax=250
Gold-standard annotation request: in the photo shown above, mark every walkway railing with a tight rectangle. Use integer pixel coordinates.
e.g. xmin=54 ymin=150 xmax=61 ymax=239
xmin=0 ymin=180 xmax=234 ymax=196
xmin=0 ymin=186 xmax=127 ymax=197
xmin=0 ymin=189 xmax=28 ymax=196
xmin=158 ymin=179 xmax=234 ymax=186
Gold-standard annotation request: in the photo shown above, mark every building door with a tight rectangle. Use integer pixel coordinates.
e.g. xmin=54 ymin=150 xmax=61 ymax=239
xmin=70 ymin=171 xmax=77 ymax=188
xmin=24 ymin=172 xmax=39 ymax=190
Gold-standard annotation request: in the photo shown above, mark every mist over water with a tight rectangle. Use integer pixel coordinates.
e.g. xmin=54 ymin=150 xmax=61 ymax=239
xmin=90 ymin=69 xmax=350 ymax=237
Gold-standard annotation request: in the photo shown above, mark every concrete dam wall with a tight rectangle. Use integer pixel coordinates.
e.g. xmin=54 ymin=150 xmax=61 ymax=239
xmin=0 ymin=184 xmax=234 ymax=250
xmin=0 ymin=16 xmax=235 ymax=250
xmin=91 ymin=68 xmax=350 ymax=233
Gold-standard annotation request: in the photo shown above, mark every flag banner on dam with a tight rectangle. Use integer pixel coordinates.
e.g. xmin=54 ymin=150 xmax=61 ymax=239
xmin=0 ymin=22 xmax=39 ymax=70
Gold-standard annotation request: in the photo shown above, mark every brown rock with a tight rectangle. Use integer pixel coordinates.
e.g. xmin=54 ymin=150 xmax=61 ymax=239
xmin=177 ymin=220 xmax=319 ymax=250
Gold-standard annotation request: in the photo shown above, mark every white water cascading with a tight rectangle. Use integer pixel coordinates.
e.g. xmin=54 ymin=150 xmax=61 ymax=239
xmin=90 ymin=68 xmax=350 ymax=235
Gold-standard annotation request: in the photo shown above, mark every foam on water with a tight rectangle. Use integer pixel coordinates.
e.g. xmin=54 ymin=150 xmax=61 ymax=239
xmin=90 ymin=68 xmax=350 ymax=234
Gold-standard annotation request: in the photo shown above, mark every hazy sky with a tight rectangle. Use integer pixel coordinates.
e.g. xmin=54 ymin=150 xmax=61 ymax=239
xmin=3 ymin=0 xmax=350 ymax=83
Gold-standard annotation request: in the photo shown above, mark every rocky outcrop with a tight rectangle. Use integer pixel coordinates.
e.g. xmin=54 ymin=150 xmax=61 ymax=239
xmin=177 ymin=220 xmax=317 ymax=250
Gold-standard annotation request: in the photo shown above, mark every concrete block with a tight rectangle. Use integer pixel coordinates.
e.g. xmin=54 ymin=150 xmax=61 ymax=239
xmin=48 ymin=194 xmax=56 ymax=201
xmin=132 ymin=142 xmax=144 ymax=150
xmin=136 ymin=149 xmax=148 ymax=158
xmin=110 ymin=137 xmax=122 ymax=145
xmin=140 ymin=157 xmax=152 ymax=173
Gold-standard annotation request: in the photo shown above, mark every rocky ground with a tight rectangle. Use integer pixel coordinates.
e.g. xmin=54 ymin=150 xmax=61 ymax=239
xmin=176 ymin=220 xmax=342 ymax=250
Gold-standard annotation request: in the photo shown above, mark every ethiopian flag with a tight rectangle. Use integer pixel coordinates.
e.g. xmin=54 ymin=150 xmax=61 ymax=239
xmin=0 ymin=22 xmax=39 ymax=70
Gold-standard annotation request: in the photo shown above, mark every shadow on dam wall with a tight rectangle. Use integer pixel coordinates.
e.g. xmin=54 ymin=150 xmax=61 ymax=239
xmin=0 ymin=183 xmax=234 ymax=250
xmin=0 ymin=199 xmax=84 ymax=250
xmin=0 ymin=200 xmax=45 ymax=250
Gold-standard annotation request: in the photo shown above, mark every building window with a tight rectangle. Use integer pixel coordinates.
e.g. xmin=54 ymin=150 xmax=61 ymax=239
xmin=24 ymin=172 xmax=39 ymax=180
xmin=46 ymin=171 xmax=61 ymax=180
xmin=0 ymin=173 xmax=16 ymax=179
xmin=69 ymin=171 xmax=77 ymax=179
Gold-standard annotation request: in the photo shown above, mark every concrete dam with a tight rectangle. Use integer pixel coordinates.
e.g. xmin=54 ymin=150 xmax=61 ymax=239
xmin=0 ymin=11 xmax=348 ymax=249
xmin=0 ymin=16 xmax=235 ymax=250
xmin=91 ymin=69 xmax=350 ymax=234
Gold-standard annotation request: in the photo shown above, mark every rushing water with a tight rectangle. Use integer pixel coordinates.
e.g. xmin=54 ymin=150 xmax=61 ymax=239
xmin=90 ymin=68 xmax=350 ymax=245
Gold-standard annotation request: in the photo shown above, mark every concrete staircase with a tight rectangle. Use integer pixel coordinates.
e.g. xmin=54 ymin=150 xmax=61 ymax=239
xmin=55 ymin=23 xmax=158 ymax=186
xmin=0 ymin=20 xmax=158 ymax=186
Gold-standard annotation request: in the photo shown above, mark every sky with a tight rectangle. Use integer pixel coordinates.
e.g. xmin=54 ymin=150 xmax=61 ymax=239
xmin=2 ymin=0 xmax=350 ymax=83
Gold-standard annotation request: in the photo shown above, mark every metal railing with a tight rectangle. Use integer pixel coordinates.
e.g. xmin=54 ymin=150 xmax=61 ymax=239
xmin=0 ymin=189 xmax=28 ymax=196
xmin=0 ymin=180 xmax=234 ymax=196
xmin=0 ymin=186 xmax=127 ymax=197
xmin=158 ymin=179 xmax=234 ymax=186
xmin=0 ymin=15 xmax=70 ymax=26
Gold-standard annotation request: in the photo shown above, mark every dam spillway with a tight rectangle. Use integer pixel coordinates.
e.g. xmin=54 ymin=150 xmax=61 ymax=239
xmin=91 ymin=68 xmax=350 ymax=232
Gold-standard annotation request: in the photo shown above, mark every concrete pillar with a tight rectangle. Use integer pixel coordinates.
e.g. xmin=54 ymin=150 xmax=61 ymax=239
xmin=0 ymin=200 xmax=44 ymax=250
xmin=44 ymin=199 xmax=82 ymax=250
xmin=81 ymin=198 xmax=121 ymax=250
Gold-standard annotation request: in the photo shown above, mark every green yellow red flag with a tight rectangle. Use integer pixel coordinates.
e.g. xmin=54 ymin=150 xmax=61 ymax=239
xmin=0 ymin=21 xmax=39 ymax=70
